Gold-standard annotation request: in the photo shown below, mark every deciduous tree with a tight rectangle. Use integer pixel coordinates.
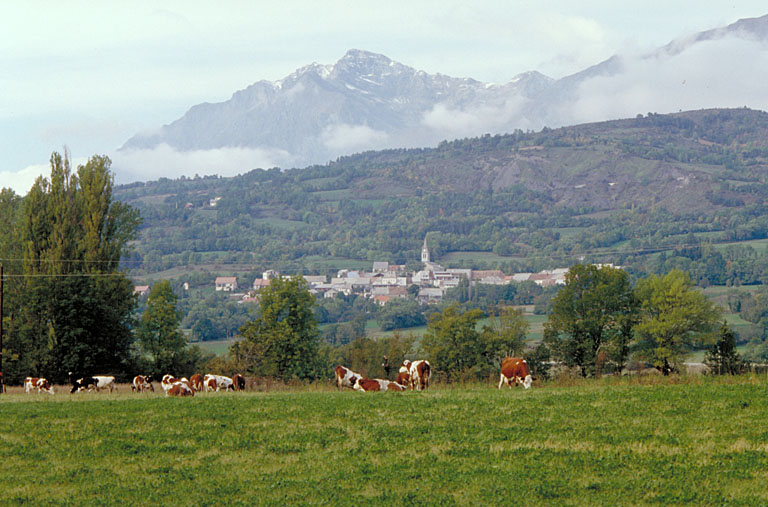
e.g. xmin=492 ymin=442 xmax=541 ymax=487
xmin=544 ymin=264 xmax=637 ymax=377
xmin=136 ymin=280 xmax=186 ymax=374
xmin=634 ymin=269 xmax=720 ymax=375
xmin=233 ymin=276 xmax=320 ymax=379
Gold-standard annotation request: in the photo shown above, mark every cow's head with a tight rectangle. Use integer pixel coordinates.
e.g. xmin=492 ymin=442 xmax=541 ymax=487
xmin=522 ymin=375 xmax=532 ymax=389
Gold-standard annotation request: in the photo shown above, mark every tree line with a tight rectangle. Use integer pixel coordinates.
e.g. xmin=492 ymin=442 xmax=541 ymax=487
xmin=207 ymin=264 xmax=738 ymax=384
xmin=0 ymin=152 xmax=747 ymax=385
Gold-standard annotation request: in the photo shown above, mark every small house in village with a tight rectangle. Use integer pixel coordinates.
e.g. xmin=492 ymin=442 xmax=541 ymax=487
xmin=215 ymin=276 xmax=238 ymax=292
xmin=252 ymin=278 xmax=271 ymax=291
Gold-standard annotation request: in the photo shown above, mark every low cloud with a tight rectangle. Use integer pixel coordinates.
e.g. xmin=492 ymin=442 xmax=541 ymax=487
xmin=320 ymin=123 xmax=389 ymax=152
xmin=112 ymin=144 xmax=296 ymax=185
xmin=563 ymin=37 xmax=768 ymax=125
xmin=1 ymin=164 xmax=50 ymax=195
xmin=420 ymin=95 xmax=535 ymax=141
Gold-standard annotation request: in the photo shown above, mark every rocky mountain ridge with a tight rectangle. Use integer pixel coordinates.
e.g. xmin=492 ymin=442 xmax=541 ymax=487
xmin=121 ymin=14 xmax=768 ymax=169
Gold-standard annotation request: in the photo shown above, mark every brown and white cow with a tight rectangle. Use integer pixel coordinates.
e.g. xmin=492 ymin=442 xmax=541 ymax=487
xmin=408 ymin=360 xmax=431 ymax=391
xmin=204 ymin=374 xmax=233 ymax=392
xmin=166 ymin=381 xmax=194 ymax=397
xmin=498 ymin=357 xmax=533 ymax=389
xmin=25 ymin=377 xmax=54 ymax=395
xmin=189 ymin=373 xmax=204 ymax=392
xmin=396 ymin=365 xmax=410 ymax=386
xmin=131 ymin=375 xmax=154 ymax=393
xmin=334 ymin=365 xmax=362 ymax=390
xmin=161 ymin=374 xmax=189 ymax=394
xmin=232 ymin=374 xmax=246 ymax=391
xmin=353 ymin=377 xmax=407 ymax=392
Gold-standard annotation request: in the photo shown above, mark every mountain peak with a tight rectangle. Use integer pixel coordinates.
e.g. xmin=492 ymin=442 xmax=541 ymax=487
xmin=121 ymin=13 xmax=768 ymax=169
xmin=340 ymin=48 xmax=392 ymax=63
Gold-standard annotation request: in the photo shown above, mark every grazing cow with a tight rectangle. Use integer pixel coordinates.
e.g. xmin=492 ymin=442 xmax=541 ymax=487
xmin=204 ymin=374 xmax=233 ymax=392
xmin=408 ymin=360 xmax=431 ymax=391
xmin=131 ymin=375 xmax=155 ymax=393
xmin=353 ymin=377 xmax=408 ymax=392
xmin=232 ymin=374 xmax=246 ymax=391
xmin=25 ymin=377 xmax=54 ymax=395
xmin=166 ymin=381 xmax=194 ymax=397
xmin=189 ymin=373 xmax=204 ymax=392
xmin=88 ymin=376 xmax=116 ymax=393
xmin=70 ymin=377 xmax=97 ymax=393
xmin=334 ymin=365 xmax=362 ymax=390
xmin=498 ymin=357 xmax=533 ymax=389
xmin=396 ymin=365 xmax=410 ymax=386
xmin=161 ymin=374 xmax=189 ymax=394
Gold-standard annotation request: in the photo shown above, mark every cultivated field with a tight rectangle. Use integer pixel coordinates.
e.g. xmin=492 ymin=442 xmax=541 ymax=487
xmin=2 ymin=377 xmax=768 ymax=505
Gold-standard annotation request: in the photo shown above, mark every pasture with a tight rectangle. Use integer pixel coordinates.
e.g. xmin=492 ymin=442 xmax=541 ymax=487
xmin=2 ymin=377 xmax=768 ymax=505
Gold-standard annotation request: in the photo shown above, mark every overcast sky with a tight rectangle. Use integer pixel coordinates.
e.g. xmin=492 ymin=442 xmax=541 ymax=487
xmin=2 ymin=1 xmax=767 ymax=194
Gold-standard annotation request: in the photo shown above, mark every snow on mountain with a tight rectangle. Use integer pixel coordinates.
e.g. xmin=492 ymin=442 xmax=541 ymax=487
xmin=120 ymin=14 xmax=768 ymax=172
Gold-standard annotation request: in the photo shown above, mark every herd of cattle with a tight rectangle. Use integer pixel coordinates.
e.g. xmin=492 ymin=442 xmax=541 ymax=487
xmin=20 ymin=357 xmax=533 ymax=396
xmin=22 ymin=372 xmax=248 ymax=397
xmin=334 ymin=357 xmax=533 ymax=391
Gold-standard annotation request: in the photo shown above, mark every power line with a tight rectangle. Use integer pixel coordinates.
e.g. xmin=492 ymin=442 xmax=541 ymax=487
xmin=2 ymin=273 xmax=129 ymax=278
xmin=0 ymin=257 xmax=136 ymax=264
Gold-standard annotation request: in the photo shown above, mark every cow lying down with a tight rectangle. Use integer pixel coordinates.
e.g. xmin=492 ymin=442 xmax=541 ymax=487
xmin=334 ymin=365 xmax=362 ymax=390
xmin=353 ymin=378 xmax=408 ymax=392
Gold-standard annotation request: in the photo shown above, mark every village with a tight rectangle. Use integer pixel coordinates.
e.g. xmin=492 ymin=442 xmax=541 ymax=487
xmin=206 ymin=237 xmax=571 ymax=305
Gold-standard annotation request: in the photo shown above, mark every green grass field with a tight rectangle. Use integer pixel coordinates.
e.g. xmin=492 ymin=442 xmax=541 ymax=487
xmin=3 ymin=377 xmax=768 ymax=505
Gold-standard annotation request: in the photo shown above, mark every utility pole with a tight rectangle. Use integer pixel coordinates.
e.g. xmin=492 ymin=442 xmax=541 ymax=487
xmin=1 ymin=263 xmax=4 ymax=394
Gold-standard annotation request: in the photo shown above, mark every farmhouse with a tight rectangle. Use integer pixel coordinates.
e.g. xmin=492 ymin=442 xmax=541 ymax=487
xmin=215 ymin=276 xmax=238 ymax=291
xmin=418 ymin=287 xmax=444 ymax=304
xmin=252 ymin=278 xmax=271 ymax=291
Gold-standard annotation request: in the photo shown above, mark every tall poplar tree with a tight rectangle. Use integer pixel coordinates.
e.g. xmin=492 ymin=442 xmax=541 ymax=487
xmin=5 ymin=151 xmax=140 ymax=382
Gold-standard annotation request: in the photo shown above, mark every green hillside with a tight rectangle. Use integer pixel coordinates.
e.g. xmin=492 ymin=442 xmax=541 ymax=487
xmin=116 ymin=108 xmax=768 ymax=283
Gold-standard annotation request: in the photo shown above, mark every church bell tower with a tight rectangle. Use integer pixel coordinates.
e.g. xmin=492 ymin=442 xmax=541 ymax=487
xmin=421 ymin=235 xmax=430 ymax=263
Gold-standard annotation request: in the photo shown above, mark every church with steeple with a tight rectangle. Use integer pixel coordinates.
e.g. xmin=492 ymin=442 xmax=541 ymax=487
xmin=420 ymin=234 xmax=444 ymax=273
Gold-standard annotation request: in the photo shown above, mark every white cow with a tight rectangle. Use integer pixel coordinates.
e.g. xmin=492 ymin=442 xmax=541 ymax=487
xmin=89 ymin=376 xmax=116 ymax=393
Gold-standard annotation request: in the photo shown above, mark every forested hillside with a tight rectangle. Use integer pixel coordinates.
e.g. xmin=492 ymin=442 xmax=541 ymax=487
xmin=117 ymin=108 xmax=768 ymax=284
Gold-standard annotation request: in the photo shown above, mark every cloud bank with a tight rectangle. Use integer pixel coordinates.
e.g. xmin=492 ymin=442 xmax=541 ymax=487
xmin=320 ymin=123 xmax=389 ymax=152
xmin=111 ymin=144 xmax=295 ymax=184
xmin=565 ymin=37 xmax=768 ymax=125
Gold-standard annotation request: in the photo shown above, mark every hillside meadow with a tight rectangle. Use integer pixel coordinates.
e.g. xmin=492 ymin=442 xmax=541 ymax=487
xmin=2 ymin=377 xmax=768 ymax=505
